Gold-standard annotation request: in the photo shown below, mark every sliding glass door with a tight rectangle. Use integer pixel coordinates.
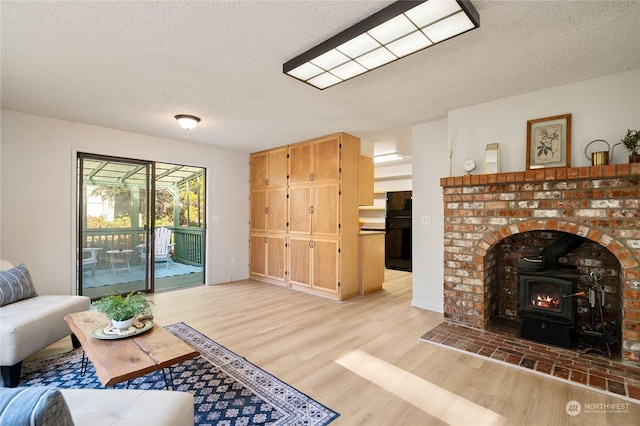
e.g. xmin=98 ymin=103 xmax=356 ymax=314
xmin=77 ymin=154 xmax=153 ymax=298
xmin=77 ymin=154 xmax=206 ymax=298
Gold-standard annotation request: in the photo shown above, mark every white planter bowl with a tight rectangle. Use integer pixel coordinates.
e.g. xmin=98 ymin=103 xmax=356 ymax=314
xmin=111 ymin=317 xmax=135 ymax=329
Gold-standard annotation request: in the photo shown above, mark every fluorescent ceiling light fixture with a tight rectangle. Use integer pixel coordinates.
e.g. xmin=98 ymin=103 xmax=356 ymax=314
xmin=175 ymin=114 xmax=201 ymax=130
xmin=283 ymin=0 xmax=479 ymax=90
xmin=374 ymin=153 xmax=404 ymax=163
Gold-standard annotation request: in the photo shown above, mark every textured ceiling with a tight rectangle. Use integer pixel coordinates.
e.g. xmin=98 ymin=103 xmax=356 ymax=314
xmin=2 ymin=1 xmax=639 ymax=154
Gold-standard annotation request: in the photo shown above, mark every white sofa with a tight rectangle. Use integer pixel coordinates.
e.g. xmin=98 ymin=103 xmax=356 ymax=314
xmin=0 ymin=387 xmax=194 ymax=426
xmin=61 ymin=388 xmax=194 ymax=425
xmin=0 ymin=260 xmax=91 ymax=387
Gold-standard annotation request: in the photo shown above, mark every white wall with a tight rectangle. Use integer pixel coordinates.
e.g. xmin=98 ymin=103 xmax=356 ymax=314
xmin=448 ymin=69 xmax=640 ymax=175
xmin=411 ymin=119 xmax=448 ymax=312
xmin=411 ymin=69 xmax=640 ymax=313
xmin=0 ymin=110 xmax=249 ymax=295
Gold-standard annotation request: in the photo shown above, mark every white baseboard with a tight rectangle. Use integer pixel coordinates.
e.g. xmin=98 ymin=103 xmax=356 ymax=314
xmin=411 ymin=298 xmax=444 ymax=313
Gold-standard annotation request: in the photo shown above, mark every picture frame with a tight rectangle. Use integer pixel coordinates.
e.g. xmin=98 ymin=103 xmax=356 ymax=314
xmin=526 ymin=114 xmax=571 ymax=170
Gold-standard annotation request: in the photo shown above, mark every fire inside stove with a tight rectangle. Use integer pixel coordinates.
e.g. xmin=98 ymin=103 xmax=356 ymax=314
xmin=528 ymin=282 xmax=563 ymax=312
xmin=533 ymin=293 xmax=560 ymax=309
xmin=518 ymin=275 xmax=574 ymax=320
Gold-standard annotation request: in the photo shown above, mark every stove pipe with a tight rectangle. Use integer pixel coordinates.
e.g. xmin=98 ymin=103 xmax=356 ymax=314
xmin=518 ymin=234 xmax=585 ymax=272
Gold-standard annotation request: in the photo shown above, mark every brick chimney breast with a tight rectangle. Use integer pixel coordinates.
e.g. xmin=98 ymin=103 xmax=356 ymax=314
xmin=441 ymin=163 xmax=640 ymax=363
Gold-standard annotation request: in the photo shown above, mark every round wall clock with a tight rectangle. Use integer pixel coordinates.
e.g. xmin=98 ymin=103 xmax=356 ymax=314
xmin=463 ymin=159 xmax=476 ymax=175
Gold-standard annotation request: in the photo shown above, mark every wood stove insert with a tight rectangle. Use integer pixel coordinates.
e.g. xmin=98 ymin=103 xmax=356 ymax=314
xmin=517 ymin=269 xmax=578 ymax=348
xmin=516 ymin=234 xmax=585 ymax=349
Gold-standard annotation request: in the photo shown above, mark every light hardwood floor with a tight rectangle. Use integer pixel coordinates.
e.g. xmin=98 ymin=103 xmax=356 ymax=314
xmin=41 ymin=270 xmax=639 ymax=425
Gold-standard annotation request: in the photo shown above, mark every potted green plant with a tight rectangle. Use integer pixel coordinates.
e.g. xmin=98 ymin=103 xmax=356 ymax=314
xmin=620 ymin=129 xmax=640 ymax=163
xmin=90 ymin=292 xmax=152 ymax=329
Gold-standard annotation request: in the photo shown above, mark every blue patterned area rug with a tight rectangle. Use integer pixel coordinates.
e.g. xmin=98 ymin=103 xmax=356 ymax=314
xmin=20 ymin=322 xmax=339 ymax=426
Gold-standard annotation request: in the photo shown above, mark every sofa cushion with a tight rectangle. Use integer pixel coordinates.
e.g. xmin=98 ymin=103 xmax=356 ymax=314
xmin=0 ymin=387 xmax=74 ymax=426
xmin=61 ymin=388 xmax=194 ymax=426
xmin=0 ymin=264 xmax=37 ymax=306
xmin=0 ymin=295 xmax=91 ymax=366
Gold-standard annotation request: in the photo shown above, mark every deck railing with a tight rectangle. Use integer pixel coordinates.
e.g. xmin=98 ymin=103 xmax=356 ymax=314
xmin=83 ymin=227 xmax=203 ymax=267
xmin=173 ymin=227 xmax=204 ymax=266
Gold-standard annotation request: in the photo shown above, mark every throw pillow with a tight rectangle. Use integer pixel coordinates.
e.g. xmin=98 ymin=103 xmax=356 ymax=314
xmin=0 ymin=263 xmax=38 ymax=306
xmin=0 ymin=387 xmax=74 ymax=426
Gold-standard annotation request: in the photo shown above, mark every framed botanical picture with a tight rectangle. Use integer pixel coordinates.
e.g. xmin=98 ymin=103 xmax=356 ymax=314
xmin=526 ymin=114 xmax=571 ymax=170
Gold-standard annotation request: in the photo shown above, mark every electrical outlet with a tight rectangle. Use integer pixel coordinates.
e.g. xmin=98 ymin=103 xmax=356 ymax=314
xmin=230 ymin=257 xmax=236 ymax=266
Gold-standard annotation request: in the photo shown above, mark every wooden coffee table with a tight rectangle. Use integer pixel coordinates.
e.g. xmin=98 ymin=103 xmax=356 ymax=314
xmin=64 ymin=311 xmax=199 ymax=388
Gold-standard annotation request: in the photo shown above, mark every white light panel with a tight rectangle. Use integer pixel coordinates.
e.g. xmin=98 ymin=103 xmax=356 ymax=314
xmin=422 ymin=11 xmax=475 ymax=43
xmin=406 ymin=0 xmax=461 ymax=27
xmin=368 ymin=14 xmax=416 ymax=44
xmin=287 ymin=62 xmax=324 ymax=81
xmin=337 ymin=33 xmax=380 ymax=58
xmin=310 ymin=49 xmax=350 ymax=70
xmin=357 ymin=47 xmax=397 ymax=70
xmin=307 ymin=72 xmax=342 ymax=89
xmin=284 ymin=0 xmax=478 ymax=89
xmin=386 ymin=31 xmax=432 ymax=57
xmin=332 ymin=61 xmax=368 ymax=80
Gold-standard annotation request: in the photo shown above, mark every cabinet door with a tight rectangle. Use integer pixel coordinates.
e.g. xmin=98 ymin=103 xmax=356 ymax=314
xmin=266 ymin=187 xmax=287 ymax=233
xmin=250 ymin=152 xmax=267 ymax=188
xmin=267 ymin=147 xmax=289 ymax=187
xmin=249 ymin=234 xmax=266 ymax=276
xmin=288 ymin=185 xmax=312 ymax=235
xmin=312 ymin=136 xmax=340 ymax=182
xmin=312 ymin=183 xmax=340 ymax=236
xmin=312 ymin=239 xmax=340 ymax=293
xmin=289 ymin=142 xmax=312 ymax=184
xmin=289 ymin=237 xmax=311 ymax=287
xmin=250 ymin=189 xmax=267 ymax=232
xmin=266 ymin=235 xmax=287 ymax=282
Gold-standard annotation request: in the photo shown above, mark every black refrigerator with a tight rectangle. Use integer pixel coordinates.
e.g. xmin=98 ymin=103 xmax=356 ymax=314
xmin=385 ymin=191 xmax=412 ymax=272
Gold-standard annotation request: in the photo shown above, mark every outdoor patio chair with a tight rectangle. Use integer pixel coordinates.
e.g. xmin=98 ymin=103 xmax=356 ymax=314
xmin=81 ymin=247 xmax=100 ymax=276
xmin=137 ymin=227 xmax=175 ymax=269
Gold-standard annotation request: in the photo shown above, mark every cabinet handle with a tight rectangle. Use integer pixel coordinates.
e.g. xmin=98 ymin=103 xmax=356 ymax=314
xmin=308 ymin=206 xmax=314 ymax=214
xmin=309 ymin=240 xmax=315 ymax=248
xmin=265 ymin=207 xmax=269 ymax=214
xmin=264 ymin=236 xmax=268 ymax=243
xmin=265 ymin=178 xmax=269 ymax=186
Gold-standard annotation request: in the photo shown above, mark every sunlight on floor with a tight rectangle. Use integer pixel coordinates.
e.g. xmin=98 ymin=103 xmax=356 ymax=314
xmin=335 ymin=350 xmax=504 ymax=425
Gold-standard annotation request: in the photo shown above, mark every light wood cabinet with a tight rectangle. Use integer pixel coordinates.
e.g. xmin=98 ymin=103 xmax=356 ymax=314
xmin=289 ymin=237 xmax=339 ymax=294
xmin=250 ymin=147 xmax=289 ymax=286
xmin=250 ymin=152 xmax=267 ymax=189
xmin=250 ymin=147 xmax=288 ymax=188
xmin=359 ymin=232 xmax=385 ymax=294
xmin=288 ymin=183 xmax=340 ymax=237
xmin=289 ymin=135 xmax=341 ymax=184
xmin=250 ymin=132 xmax=363 ymax=300
xmin=249 ymin=234 xmax=287 ymax=285
xmin=250 ymin=187 xmax=287 ymax=233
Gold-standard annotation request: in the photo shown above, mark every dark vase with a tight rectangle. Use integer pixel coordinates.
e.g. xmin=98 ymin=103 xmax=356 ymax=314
xmin=630 ymin=153 xmax=640 ymax=163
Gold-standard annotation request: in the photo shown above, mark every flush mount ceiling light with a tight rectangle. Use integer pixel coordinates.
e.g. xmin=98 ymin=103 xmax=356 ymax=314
xmin=283 ymin=0 xmax=479 ymax=90
xmin=175 ymin=114 xmax=201 ymax=130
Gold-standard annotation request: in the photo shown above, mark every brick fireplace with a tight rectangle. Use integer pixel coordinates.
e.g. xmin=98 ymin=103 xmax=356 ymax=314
xmin=440 ymin=163 xmax=640 ymax=363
